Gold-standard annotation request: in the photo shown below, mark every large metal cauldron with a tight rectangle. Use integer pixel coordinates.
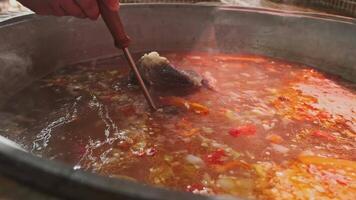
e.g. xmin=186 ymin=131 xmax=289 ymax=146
xmin=0 ymin=3 xmax=355 ymax=200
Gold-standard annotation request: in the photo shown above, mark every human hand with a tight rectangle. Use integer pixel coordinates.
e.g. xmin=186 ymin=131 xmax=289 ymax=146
xmin=18 ymin=0 xmax=119 ymax=20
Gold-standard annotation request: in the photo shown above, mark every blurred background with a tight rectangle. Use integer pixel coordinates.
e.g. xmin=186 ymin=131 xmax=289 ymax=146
xmin=1 ymin=0 xmax=356 ymax=18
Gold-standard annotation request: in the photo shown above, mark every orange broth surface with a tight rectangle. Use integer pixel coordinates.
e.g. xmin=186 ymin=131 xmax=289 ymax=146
xmin=1 ymin=52 xmax=355 ymax=200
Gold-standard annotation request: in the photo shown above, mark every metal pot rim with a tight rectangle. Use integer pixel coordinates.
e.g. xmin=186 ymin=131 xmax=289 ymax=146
xmin=2 ymin=3 xmax=355 ymax=26
xmin=0 ymin=3 xmax=354 ymax=200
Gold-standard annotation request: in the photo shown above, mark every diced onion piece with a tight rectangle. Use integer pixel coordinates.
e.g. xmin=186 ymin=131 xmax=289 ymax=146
xmin=224 ymin=109 xmax=239 ymax=121
xmin=253 ymin=163 xmax=270 ymax=178
xmin=217 ymin=176 xmax=254 ymax=195
xmin=300 ymin=150 xmax=315 ymax=156
xmin=201 ymin=127 xmax=214 ymax=134
xmin=186 ymin=154 xmax=205 ymax=167
xmin=217 ymin=177 xmax=236 ymax=191
xmin=271 ymin=144 xmax=290 ymax=154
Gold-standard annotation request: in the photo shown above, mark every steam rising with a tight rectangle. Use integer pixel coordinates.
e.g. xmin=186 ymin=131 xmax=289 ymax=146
xmin=0 ymin=53 xmax=32 ymax=104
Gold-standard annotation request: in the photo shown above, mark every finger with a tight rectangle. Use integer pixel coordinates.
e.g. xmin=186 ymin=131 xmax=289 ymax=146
xmin=104 ymin=0 xmax=119 ymax=11
xmin=61 ymin=0 xmax=86 ymax=18
xmin=49 ymin=0 xmax=66 ymax=16
xmin=75 ymin=0 xmax=100 ymax=20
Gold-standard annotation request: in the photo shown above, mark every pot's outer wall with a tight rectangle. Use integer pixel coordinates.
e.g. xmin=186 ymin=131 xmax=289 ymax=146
xmin=0 ymin=3 xmax=355 ymax=200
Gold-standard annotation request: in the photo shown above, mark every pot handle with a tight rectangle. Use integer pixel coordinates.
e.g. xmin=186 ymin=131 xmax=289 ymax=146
xmin=97 ymin=0 xmax=131 ymax=48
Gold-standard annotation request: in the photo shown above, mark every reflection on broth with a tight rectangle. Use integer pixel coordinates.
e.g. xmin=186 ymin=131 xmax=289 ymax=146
xmin=1 ymin=52 xmax=355 ymax=199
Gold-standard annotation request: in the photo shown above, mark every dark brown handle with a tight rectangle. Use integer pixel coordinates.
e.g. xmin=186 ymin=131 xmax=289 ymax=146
xmin=97 ymin=0 xmax=130 ymax=48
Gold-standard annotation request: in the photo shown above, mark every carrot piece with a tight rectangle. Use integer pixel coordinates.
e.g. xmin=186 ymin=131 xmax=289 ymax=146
xmin=160 ymin=96 xmax=209 ymax=115
xmin=189 ymin=103 xmax=209 ymax=115
xmin=298 ymin=155 xmax=356 ymax=171
xmin=265 ymin=134 xmax=284 ymax=144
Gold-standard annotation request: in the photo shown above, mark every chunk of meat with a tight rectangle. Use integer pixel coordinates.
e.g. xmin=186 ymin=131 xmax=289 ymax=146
xmin=133 ymin=52 xmax=203 ymax=90
xmin=130 ymin=52 xmax=219 ymax=94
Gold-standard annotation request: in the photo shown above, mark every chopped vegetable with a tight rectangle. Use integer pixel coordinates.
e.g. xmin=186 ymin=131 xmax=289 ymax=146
xmin=253 ymin=163 xmax=271 ymax=178
xmin=213 ymin=160 xmax=251 ymax=172
xmin=164 ymin=155 xmax=173 ymax=162
xmin=217 ymin=176 xmax=254 ymax=196
xmin=149 ymin=164 xmax=174 ymax=185
xmin=186 ymin=154 xmax=205 ymax=167
xmin=160 ymin=96 xmax=209 ymax=115
xmin=307 ymin=164 xmax=351 ymax=186
xmin=130 ymin=141 xmax=147 ymax=156
xmin=229 ymin=124 xmax=257 ymax=137
xmin=265 ymin=134 xmax=284 ymax=144
xmin=205 ymin=149 xmax=227 ymax=165
xmin=217 ymin=176 xmax=236 ymax=191
xmin=271 ymin=144 xmax=290 ymax=154
xmin=189 ymin=102 xmax=209 ymax=115
xmin=298 ymin=155 xmax=356 ymax=171
xmin=254 ymin=161 xmax=356 ymax=200
xmin=224 ymin=109 xmax=239 ymax=121
xmin=312 ymin=130 xmax=336 ymax=141
xmin=201 ymin=127 xmax=214 ymax=134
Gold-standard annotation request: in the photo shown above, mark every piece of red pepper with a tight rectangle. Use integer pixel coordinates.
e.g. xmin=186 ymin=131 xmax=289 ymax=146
xmin=312 ymin=130 xmax=336 ymax=141
xmin=205 ymin=149 xmax=226 ymax=165
xmin=229 ymin=124 xmax=257 ymax=137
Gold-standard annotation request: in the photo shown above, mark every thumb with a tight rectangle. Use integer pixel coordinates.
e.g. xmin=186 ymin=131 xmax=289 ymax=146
xmin=103 ymin=0 xmax=119 ymax=11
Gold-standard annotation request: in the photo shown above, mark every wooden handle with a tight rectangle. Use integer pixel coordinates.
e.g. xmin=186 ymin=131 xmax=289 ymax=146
xmin=97 ymin=0 xmax=130 ymax=48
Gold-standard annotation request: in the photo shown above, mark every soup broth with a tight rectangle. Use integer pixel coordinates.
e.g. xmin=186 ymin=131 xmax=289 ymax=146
xmin=1 ymin=52 xmax=355 ymax=199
